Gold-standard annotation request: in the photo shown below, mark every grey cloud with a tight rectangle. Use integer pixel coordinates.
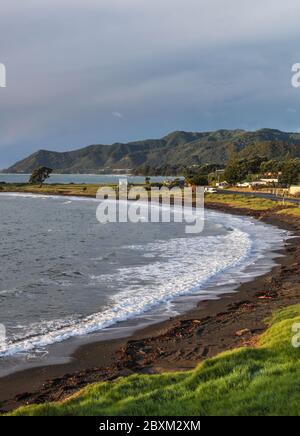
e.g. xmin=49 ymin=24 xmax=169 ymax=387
xmin=1 ymin=0 xmax=300 ymax=167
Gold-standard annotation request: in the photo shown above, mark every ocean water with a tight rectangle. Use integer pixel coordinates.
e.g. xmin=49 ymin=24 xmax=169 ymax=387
xmin=0 ymin=192 xmax=287 ymax=375
xmin=0 ymin=173 xmax=169 ymax=185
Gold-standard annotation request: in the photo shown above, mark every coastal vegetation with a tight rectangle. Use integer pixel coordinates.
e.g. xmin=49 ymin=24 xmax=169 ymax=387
xmin=205 ymin=193 xmax=300 ymax=216
xmin=0 ymin=183 xmax=105 ymax=197
xmin=275 ymin=206 xmax=300 ymax=218
xmin=204 ymin=193 xmax=291 ymax=211
xmin=224 ymin=156 xmax=300 ymax=187
xmin=10 ymin=304 xmax=300 ymax=416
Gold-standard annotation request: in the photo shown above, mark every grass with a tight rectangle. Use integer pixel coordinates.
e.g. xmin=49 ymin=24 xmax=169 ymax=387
xmin=205 ymin=192 xmax=300 ymax=217
xmin=205 ymin=193 xmax=294 ymax=212
xmin=276 ymin=206 xmax=300 ymax=218
xmin=0 ymin=183 xmax=111 ymax=197
xmin=10 ymin=304 xmax=300 ymax=416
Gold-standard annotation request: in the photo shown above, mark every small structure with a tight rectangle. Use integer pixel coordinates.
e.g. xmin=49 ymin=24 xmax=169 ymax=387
xmin=163 ymin=178 xmax=185 ymax=189
xmin=250 ymin=178 xmax=279 ymax=189
xmin=205 ymin=187 xmax=218 ymax=193
xmin=289 ymin=186 xmax=300 ymax=196
xmin=260 ymin=178 xmax=279 ymax=185
xmin=216 ymin=181 xmax=229 ymax=189
xmin=236 ymin=182 xmax=251 ymax=188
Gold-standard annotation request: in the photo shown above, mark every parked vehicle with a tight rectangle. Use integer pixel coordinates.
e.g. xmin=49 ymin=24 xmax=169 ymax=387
xmin=205 ymin=187 xmax=218 ymax=193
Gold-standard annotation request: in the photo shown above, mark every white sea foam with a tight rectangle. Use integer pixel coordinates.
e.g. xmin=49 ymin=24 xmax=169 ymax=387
xmin=0 ymin=227 xmax=250 ymax=356
xmin=0 ymin=192 xmax=100 ymax=204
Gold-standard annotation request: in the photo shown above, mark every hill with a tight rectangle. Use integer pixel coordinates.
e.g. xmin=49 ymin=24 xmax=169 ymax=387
xmin=4 ymin=128 xmax=300 ymax=174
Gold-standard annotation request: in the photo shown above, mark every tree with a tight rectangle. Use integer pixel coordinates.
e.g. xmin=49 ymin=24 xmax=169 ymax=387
xmin=245 ymin=156 xmax=267 ymax=174
xmin=186 ymin=174 xmax=208 ymax=186
xmin=260 ymin=159 xmax=281 ymax=175
xmin=279 ymin=159 xmax=300 ymax=187
xmin=29 ymin=167 xmax=53 ymax=187
xmin=224 ymin=156 xmax=247 ymax=185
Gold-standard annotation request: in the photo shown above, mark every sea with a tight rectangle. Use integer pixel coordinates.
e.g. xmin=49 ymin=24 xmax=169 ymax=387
xmin=0 ymin=173 xmax=167 ymax=185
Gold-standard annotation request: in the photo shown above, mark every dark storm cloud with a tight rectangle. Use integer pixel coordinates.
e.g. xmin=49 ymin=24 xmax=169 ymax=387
xmin=1 ymin=0 xmax=300 ymax=167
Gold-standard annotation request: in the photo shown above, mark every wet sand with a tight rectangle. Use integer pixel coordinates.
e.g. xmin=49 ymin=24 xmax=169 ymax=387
xmin=1 ymin=204 xmax=299 ymax=412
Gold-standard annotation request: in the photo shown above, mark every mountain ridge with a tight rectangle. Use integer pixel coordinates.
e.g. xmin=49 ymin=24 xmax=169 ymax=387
xmin=4 ymin=128 xmax=300 ymax=174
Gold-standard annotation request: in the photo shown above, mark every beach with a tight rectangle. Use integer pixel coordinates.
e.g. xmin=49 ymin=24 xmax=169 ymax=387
xmin=0 ymin=199 xmax=299 ymax=413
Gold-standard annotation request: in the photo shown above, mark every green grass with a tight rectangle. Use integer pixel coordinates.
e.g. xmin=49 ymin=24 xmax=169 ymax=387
xmin=10 ymin=305 xmax=300 ymax=416
xmin=205 ymin=192 xmax=300 ymax=216
xmin=276 ymin=206 xmax=300 ymax=218
xmin=205 ymin=193 xmax=294 ymax=212
xmin=0 ymin=183 xmax=113 ymax=197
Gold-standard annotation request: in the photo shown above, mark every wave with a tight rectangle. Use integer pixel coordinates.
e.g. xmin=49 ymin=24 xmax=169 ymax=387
xmin=0 ymin=192 xmax=98 ymax=202
xmin=0 ymin=227 xmax=253 ymax=357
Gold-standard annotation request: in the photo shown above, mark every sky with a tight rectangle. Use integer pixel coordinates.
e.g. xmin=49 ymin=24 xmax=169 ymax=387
xmin=1 ymin=0 xmax=300 ymax=168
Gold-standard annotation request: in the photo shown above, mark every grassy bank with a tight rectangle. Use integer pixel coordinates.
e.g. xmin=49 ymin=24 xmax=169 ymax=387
xmin=205 ymin=193 xmax=286 ymax=211
xmin=10 ymin=304 xmax=300 ymax=416
xmin=0 ymin=183 xmax=104 ymax=197
xmin=276 ymin=207 xmax=300 ymax=218
xmin=205 ymin=193 xmax=300 ymax=217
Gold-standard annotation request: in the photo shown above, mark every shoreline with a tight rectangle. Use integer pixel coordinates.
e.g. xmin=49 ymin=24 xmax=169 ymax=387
xmin=0 ymin=200 xmax=300 ymax=413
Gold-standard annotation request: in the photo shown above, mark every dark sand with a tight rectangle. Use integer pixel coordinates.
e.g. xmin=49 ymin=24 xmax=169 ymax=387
xmin=1 ymin=204 xmax=300 ymax=412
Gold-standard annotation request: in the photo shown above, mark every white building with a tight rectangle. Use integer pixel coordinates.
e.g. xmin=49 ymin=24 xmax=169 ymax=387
xmin=289 ymin=186 xmax=300 ymax=196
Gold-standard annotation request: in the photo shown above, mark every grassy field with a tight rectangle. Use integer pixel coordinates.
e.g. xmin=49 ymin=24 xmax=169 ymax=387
xmin=10 ymin=304 xmax=300 ymax=416
xmin=276 ymin=207 xmax=300 ymax=218
xmin=0 ymin=183 xmax=105 ymax=197
xmin=205 ymin=193 xmax=290 ymax=211
xmin=205 ymin=193 xmax=300 ymax=217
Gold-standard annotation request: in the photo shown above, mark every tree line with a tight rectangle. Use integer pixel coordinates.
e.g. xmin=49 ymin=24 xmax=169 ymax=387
xmin=28 ymin=157 xmax=300 ymax=188
xmin=224 ymin=156 xmax=300 ymax=187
